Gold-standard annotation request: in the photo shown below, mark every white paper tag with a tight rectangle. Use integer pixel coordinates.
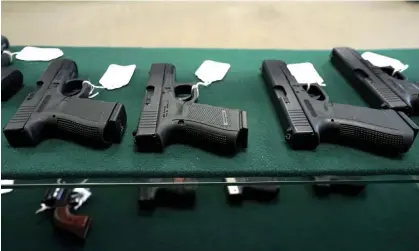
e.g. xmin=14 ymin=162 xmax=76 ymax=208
xmin=361 ymin=52 xmax=409 ymax=73
xmin=225 ymin=178 xmax=240 ymax=195
xmin=225 ymin=178 xmax=237 ymax=183
xmin=1 ymin=180 xmax=14 ymax=194
xmin=193 ymin=60 xmax=231 ymax=97
xmin=287 ymin=63 xmax=325 ymax=89
xmin=99 ymin=64 xmax=136 ymax=90
xmin=72 ymin=188 xmax=92 ymax=210
xmin=195 ymin=60 xmax=231 ymax=85
xmin=15 ymin=46 xmax=63 ymax=61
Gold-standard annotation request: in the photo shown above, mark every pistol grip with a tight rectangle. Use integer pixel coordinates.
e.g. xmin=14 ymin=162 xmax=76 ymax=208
xmin=179 ymin=103 xmax=248 ymax=154
xmin=322 ymin=103 xmax=417 ymax=154
xmin=55 ymin=98 xmax=127 ymax=145
xmin=53 ymin=206 xmax=91 ymax=240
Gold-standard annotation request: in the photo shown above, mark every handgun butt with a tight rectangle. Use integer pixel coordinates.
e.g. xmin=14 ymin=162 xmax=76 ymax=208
xmin=105 ymin=103 xmax=127 ymax=143
xmin=1 ymin=67 xmax=23 ymax=101
xmin=225 ymin=177 xmax=280 ymax=204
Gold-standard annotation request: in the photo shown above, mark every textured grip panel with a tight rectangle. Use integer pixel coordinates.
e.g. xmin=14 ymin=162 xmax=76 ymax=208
xmin=340 ymin=124 xmax=403 ymax=147
xmin=182 ymin=102 xmax=247 ymax=154
xmin=54 ymin=98 xmax=123 ymax=146
xmin=56 ymin=118 xmax=101 ymax=140
xmin=322 ymin=103 xmax=416 ymax=154
xmin=184 ymin=124 xmax=228 ymax=146
xmin=187 ymin=103 xmax=232 ymax=128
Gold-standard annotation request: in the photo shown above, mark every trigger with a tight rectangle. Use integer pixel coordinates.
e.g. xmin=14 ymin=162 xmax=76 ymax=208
xmin=309 ymin=94 xmax=321 ymax=100
xmin=60 ymin=79 xmax=93 ymax=99
xmin=177 ymin=93 xmax=193 ymax=102
xmin=174 ymin=83 xmax=197 ymax=102
xmin=61 ymin=79 xmax=84 ymax=97
xmin=74 ymin=80 xmax=92 ymax=99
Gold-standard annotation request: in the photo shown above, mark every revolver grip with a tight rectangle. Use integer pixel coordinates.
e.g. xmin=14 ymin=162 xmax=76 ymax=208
xmin=54 ymin=98 xmax=127 ymax=146
xmin=321 ymin=103 xmax=419 ymax=154
xmin=53 ymin=206 xmax=91 ymax=240
xmin=179 ymin=103 xmax=248 ymax=154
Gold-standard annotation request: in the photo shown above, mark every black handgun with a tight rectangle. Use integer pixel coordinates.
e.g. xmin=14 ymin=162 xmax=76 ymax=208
xmin=3 ymin=58 xmax=127 ymax=147
xmin=225 ymin=177 xmax=280 ymax=204
xmin=1 ymin=35 xmax=23 ymax=101
xmin=138 ymin=178 xmax=196 ymax=212
xmin=311 ymin=176 xmax=365 ymax=197
xmin=261 ymin=60 xmax=419 ymax=155
xmin=331 ymin=47 xmax=419 ymax=116
xmin=133 ymin=63 xmax=248 ymax=155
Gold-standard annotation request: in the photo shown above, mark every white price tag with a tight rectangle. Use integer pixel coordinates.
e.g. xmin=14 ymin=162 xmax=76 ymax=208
xmin=225 ymin=177 xmax=240 ymax=195
xmin=16 ymin=47 xmax=63 ymax=61
xmin=195 ymin=60 xmax=231 ymax=85
xmin=99 ymin=64 xmax=136 ymax=90
xmin=193 ymin=60 xmax=231 ymax=97
xmin=287 ymin=62 xmax=325 ymax=89
xmin=225 ymin=178 xmax=237 ymax=183
xmin=1 ymin=180 xmax=14 ymax=194
xmin=361 ymin=52 xmax=408 ymax=73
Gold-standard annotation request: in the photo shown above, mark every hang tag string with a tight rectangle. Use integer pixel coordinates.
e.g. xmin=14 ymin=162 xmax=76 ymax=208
xmin=302 ymin=81 xmax=326 ymax=92
xmin=392 ymin=64 xmax=409 ymax=76
xmin=191 ymin=81 xmax=212 ymax=98
xmin=2 ymin=51 xmax=17 ymax=64
xmin=82 ymin=80 xmax=105 ymax=99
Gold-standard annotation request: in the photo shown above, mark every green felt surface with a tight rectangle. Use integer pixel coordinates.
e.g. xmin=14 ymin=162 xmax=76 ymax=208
xmin=2 ymin=47 xmax=419 ymax=179
xmin=2 ymin=184 xmax=419 ymax=251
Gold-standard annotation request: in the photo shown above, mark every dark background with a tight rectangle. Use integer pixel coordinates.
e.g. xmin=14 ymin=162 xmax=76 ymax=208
xmin=2 ymin=183 xmax=419 ymax=251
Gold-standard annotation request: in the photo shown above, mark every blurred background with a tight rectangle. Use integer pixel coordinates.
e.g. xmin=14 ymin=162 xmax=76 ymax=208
xmin=2 ymin=1 xmax=419 ymax=49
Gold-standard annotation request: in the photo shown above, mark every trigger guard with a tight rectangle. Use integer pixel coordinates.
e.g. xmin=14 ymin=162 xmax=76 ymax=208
xmin=62 ymin=79 xmax=91 ymax=99
xmin=174 ymin=83 xmax=198 ymax=102
xmin=316 ymin=85 xmax=329 ymax=102
xmin=307 ymin=84 xmax=329 ymax=102
xmin=178 ymin=85 xmax=198 ymax=103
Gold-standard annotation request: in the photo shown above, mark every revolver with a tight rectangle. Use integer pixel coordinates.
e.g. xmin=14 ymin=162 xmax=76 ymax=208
xmin=36 ymin=182 xmax=92 ymax=240
xmin=138 ymin=178 xmax=197 ymax=212
xmin=133 ymin=63 xmax=248 ymax=155
xmin=261 ymin=60 xmax=419 ymax=155
xmin=3 ymin=58 xmax=127 ymax=147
